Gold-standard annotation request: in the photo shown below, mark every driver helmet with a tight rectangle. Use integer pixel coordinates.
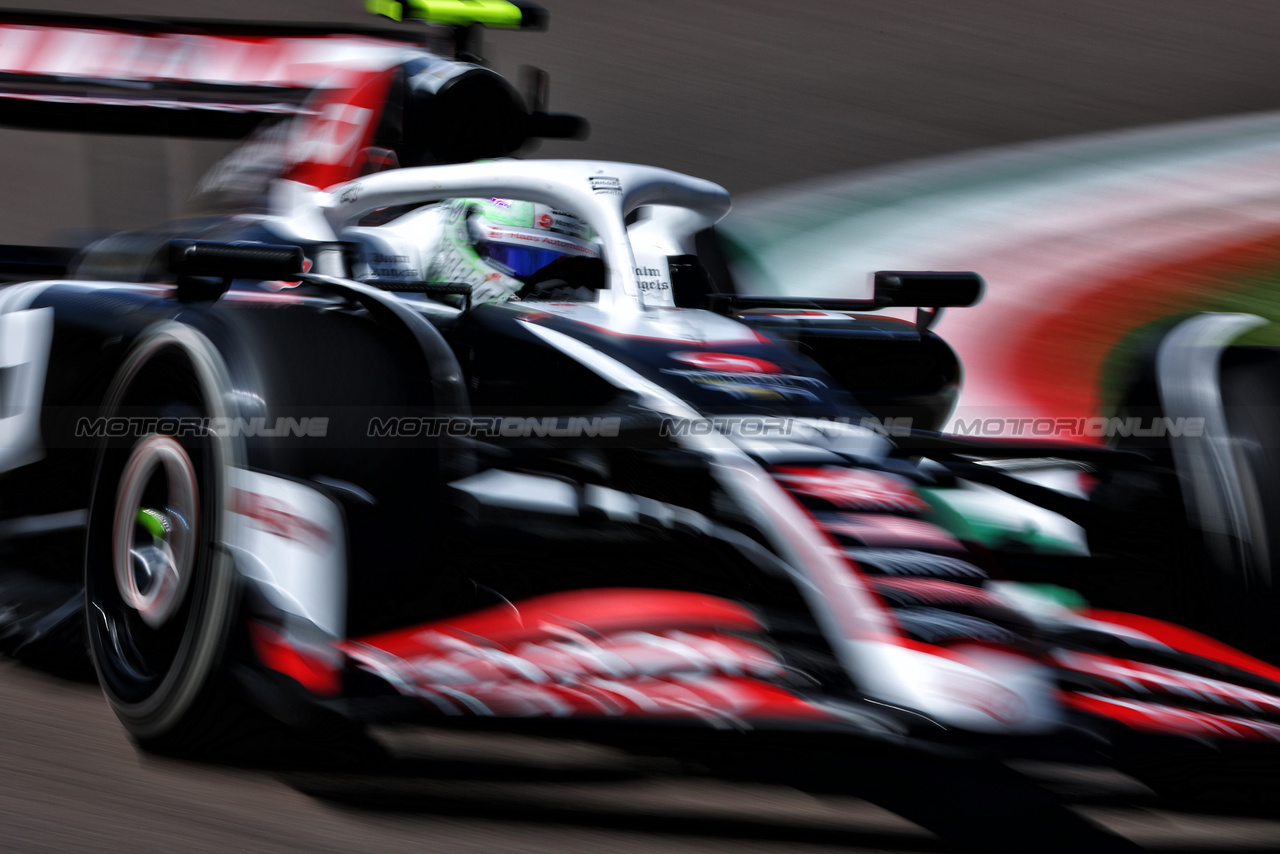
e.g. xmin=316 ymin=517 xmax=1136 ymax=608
xmin=428 ymin=198 xmax=601 ymax=304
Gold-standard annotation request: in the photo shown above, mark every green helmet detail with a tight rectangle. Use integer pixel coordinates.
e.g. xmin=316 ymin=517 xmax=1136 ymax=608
xmin=427 ymin=198 xmax=600 ymax=304
xmin=470 ymin=198 xmax=537 ymax=228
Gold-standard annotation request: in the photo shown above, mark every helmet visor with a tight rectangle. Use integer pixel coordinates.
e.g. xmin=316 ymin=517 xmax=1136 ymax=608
xmin=476 ymin=241 xmax=571 ymax=279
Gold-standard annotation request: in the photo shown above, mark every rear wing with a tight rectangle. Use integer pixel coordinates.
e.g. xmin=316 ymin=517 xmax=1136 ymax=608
xmin=0 ymin=11 xmax=426 ymax=137
xmin=0 ymin=4 xmax=579 ymax=194
xmin=0 ymin=3 xmax=552 ymax=137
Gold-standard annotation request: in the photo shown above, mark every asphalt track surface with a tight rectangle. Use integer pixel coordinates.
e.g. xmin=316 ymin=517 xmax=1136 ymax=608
xmin=8 ymin=1 xmax=1280 ymax=851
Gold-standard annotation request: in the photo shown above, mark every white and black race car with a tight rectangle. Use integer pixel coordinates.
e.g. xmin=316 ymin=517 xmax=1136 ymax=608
xmin=1 ymin=6 xmax=1279 ymax=849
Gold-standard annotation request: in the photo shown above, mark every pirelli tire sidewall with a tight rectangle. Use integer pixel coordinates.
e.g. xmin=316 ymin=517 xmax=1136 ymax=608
xmin=84 ymin=322 xmax=241 ymax=744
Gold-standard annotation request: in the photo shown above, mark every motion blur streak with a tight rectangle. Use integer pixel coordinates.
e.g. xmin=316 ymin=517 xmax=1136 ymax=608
xmin=726 ymin=111 xmax=1280 ymax=434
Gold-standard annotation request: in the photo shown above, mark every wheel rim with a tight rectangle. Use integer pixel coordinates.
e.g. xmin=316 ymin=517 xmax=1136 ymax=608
xmin=90 ymin=432 xmax=204 ymax=706
xmin=111 ymin=435 xmax=199 ymax=630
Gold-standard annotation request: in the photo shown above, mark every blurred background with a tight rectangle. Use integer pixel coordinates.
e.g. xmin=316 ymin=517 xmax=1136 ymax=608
xmin=8 ymin=0 xmax=1280 ymax=240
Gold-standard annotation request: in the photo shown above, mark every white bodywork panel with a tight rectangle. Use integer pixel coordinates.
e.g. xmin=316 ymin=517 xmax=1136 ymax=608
xmin=227 ymin=467 xmax=347 ymax=638
xmin=0 ymin=307 xmax=53 ymax=473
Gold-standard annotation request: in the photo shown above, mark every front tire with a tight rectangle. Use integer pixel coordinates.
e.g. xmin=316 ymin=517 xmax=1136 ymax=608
xmin=84 ymin=328 xmax=239 ymax=750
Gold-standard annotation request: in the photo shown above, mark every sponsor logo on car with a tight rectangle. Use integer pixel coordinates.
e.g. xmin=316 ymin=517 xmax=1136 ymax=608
xmin=668 ymin=351 xmax=782 ymax=373
xmin=773 ymin=466 xmax=927 ymax=513
xmin=661 ymin=367 xmax=826 ymax=402
xmin=588 ymin=175 xmax=621 ymax=194
xmin=339 ymin=182 xmax=362 ymax=204
xmin=628 ymin=265 xmax=668 ymax=292
xmin=929 ymin=668 xmax=1029 ymax=725
xmin=232 ymin=488 xmax=332 ymax=549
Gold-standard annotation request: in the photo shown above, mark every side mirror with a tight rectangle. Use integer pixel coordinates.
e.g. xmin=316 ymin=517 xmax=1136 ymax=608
xmin=872 ymin=271 xmax=984 ymax=308
xmin=166 ymin=240 xmax=304 ymax=301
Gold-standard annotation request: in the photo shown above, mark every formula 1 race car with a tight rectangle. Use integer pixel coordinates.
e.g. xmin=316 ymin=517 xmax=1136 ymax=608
xmin=1 ymin=5 xmax=1279 ymax=850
